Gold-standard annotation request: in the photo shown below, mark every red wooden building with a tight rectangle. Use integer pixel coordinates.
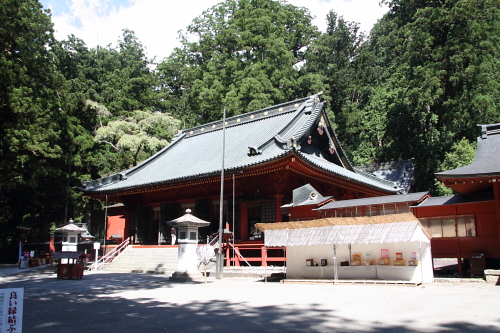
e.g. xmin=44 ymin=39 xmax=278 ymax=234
xmin=306 ymin=123 xmax=500 ymax=274
xmin=81 ymin=94 xmax=405 ymax=265
xmin=412 ymin=123 xmax=500 ymax=273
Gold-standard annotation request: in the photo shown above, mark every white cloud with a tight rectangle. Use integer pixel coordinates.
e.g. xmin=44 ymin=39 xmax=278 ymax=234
xmin=44 ymin=0 xmax=389 ymax=61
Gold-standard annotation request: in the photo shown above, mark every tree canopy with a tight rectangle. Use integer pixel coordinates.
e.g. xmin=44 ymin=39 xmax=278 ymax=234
xmin=158 ymin=0 xmax=320 ymax=126
xmin=1 ymin=0 xmax=499 ymax=251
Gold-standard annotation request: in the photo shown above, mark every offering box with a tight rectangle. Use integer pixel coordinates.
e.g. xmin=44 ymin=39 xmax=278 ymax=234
xmin=378 ymin=258 xmax=390 ymax=265
xmin=349 ymin=260 xmax=362 ymax=266
xmin=363 ymin=260 xmax=375 ymax=266
xmin=409 ymin=260 xmax=419 ymax=266
xmin=393 ymin=260 xmax=406 ymax=266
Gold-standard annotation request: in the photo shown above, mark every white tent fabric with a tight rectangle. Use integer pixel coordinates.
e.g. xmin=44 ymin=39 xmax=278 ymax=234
xmin=264 ymin=220 xmax=429 ymax=247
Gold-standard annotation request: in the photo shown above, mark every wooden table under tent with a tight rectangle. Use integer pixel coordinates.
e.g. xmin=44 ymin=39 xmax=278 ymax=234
xmin=256 ymin=213 xmax=434 ymax=284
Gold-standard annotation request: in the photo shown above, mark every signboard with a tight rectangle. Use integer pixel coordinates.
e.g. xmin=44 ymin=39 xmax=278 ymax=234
xmin=0 ymin=288 xmax=23 ymax=333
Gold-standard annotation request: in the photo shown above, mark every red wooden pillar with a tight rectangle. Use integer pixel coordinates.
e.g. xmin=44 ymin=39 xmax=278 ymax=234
xmin=240 ymin=202 xmax=248 ymax=240
xmin=261 ymin=246 xmax=267 ymax=267
xmin=225 ymin=245 xmax=231 ymax=267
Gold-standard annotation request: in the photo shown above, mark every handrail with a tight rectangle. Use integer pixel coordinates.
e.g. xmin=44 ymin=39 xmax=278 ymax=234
xmin=209 ymin=234 xmax=219 ymax=246
xmin=228 ymin=242 xmax=251 ymax=266
xmin=88 ymin=237 xmax=130 ymax=271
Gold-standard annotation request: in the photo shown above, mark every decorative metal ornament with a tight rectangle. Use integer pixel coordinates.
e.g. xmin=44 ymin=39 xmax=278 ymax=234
xmin=317 ymin=126 xmax=324 ymax=135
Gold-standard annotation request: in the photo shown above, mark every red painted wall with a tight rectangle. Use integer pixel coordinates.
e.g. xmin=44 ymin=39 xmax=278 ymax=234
xmin=289 ymin=205 xmax=320 ymax=220
xmin=106 ymin=215 xmax=125 ymax=241
xmin=413 ymin=201 xmax=500 ymax=260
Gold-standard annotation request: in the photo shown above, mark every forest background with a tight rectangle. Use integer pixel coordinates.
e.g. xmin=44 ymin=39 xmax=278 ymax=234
xmin=1 ymin=0 xmax=499 ymax=249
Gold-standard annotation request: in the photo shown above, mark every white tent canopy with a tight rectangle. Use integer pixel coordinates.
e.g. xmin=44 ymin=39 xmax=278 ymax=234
xmin=256 ymin=213 xmax=430 ymax=247
xmin=256 ymin=213 xmax=433 ymax=283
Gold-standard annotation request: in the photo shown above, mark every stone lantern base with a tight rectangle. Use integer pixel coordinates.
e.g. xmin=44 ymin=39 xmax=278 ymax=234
xmin=169 ymin=271 xmax=206 ymax=282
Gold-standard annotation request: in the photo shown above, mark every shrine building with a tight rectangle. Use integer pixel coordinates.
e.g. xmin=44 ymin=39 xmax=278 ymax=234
xmin=80 ymin=94 xmax=407 ymax=265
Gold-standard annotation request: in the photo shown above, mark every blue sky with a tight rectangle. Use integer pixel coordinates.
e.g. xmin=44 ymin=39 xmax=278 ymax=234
xmin=39 ymin=0 xmax=389 ymax=61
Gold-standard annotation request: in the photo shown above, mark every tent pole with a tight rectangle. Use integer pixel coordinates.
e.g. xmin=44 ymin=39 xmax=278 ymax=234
xmin=333 ymin=244 xmax=338 ymax=285
xmin=419 ymin=241 xmax=424 ymax=284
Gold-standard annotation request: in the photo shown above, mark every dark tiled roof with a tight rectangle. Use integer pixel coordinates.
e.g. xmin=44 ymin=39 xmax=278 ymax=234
xmin=81 ymin=95 xmax=399 ymax=194
xmin=436 ymin=123 xmax=500 ymax=179
xmin=316 ymin=191 xmax=429 ymax=210
xmin=355 ymin=159 xmax=415 ymax=194
xmin=413 ymin=192 xmax=494 ymax=207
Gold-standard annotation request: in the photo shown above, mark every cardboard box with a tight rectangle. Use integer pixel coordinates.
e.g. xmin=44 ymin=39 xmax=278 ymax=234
xmin=363 ymin=260 xmax=375 ymax=266
xmin=409 ymin=260 xmax=419 ymax=266
xmin=378 ymin=258 xmax=390 ymax=265
xmin=349 ymin=260 xmax=362 ymax=266
xmin=393 ymin=260 xmax=406 ymax=266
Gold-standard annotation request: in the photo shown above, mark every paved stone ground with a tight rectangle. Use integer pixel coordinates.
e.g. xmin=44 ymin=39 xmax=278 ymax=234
xmin=1 ymin=265 xmax=499 ymax=332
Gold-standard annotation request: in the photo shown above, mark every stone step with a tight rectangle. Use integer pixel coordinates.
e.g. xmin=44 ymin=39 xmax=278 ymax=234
xmin=103 ymin=267 xmax=176 ymax=274
xmin=101 ymin=246 xmax=179 ymax=274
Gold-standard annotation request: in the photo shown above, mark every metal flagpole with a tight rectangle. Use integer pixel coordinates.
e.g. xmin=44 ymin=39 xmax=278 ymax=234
xmin=216 ymin=107 xmax=227 ymax=280
xmin=104 ymin=194 xmax=108 ymax=257
xmin=232 ymin=173 xmax=235 ymax=267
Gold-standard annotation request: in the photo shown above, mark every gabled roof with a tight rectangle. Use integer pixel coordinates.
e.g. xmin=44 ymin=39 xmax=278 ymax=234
xmin=435 ymin=124 xmax=500 ymax=194
xmin=81 ymin=95 xmax=399 ymax=194
xmin=436 ymin=124 xmax=500 ymax=179
xmin=316 ymin=192 xmax=429 ymax=211
xmin=355 ymin=159 xmax=415 ymax=194
xmin=281 ymin=184 xmax=333 ymax=208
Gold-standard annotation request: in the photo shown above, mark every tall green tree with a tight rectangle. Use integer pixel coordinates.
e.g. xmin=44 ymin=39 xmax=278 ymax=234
xmin=158 ymin=0 xmax=319 ymax=127
xmin=434 ymin=138 xmax=476 ymax=196
xmin=379 ymin=0 xmax=500 ymax=191
xmin=53 ymin=32 xmax=176 ymax=232
xmin=317 ymin=0 xmax=500 ymax=191
xmin=0 ymin=0 xmax=68 ymax=245
xmin=302 ymin=11 xmax=383 ymax=166
xmin=94 ymin=106 xmax=181 ymax=171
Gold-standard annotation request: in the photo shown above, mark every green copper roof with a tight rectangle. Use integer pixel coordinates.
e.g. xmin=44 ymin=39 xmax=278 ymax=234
xmin=81 ymin=95 xmax=399 ymax=194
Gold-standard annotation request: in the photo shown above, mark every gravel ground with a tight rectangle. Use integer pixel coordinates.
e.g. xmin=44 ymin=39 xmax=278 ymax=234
xmin=1 ymin=266 xmax=499 ymax=332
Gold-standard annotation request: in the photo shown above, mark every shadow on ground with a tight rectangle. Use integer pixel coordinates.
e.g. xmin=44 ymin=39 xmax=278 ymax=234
xmin=2 ymin=267 xmax=499 ymax=332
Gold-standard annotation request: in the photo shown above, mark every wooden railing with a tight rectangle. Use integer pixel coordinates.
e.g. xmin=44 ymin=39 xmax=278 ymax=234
xmin=224 ymin=243 xmax=286 ymax=267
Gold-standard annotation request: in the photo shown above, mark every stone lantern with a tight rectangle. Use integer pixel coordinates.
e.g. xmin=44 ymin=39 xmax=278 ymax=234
xmin=55 ymin=219 xmax=86 ymax=263
xmin=167 ymin=209 xmax=210 ymax=282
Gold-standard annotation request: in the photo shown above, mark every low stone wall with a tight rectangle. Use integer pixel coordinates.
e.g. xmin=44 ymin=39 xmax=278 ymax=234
xmin=484 ymin=269 xmax=500 ymax=285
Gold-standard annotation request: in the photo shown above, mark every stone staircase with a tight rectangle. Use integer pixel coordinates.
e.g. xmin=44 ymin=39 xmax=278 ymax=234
xmin=102 ymin=247 xmax=178 ymax=275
